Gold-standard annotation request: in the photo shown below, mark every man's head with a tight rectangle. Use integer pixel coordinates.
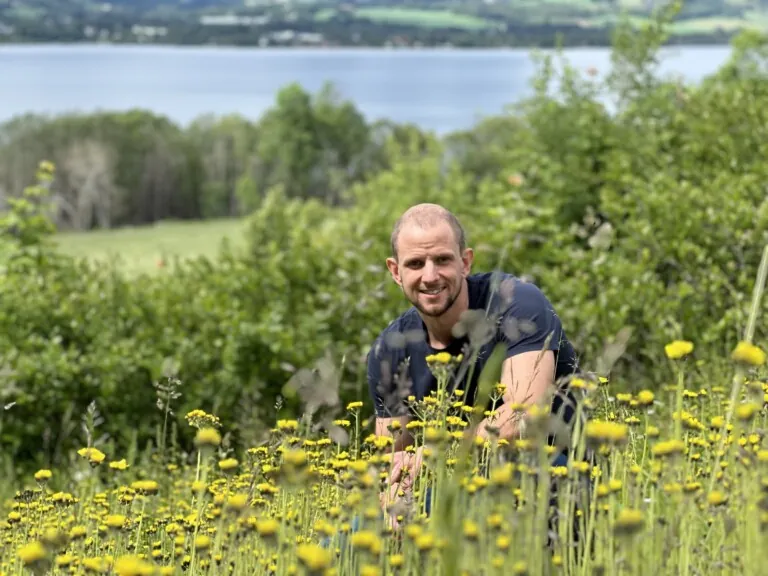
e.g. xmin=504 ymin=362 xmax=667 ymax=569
xmin=386 ymin=203 xmax=473 ymax=318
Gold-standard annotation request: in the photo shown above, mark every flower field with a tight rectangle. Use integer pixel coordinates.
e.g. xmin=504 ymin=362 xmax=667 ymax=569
xmin=2 ymin=330 xmax=767 ymax=576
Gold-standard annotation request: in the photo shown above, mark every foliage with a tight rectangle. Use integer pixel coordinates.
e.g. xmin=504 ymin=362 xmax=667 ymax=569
xmin=2 ymin=21 xmax=768 ymax=488
xmin=0 ymin=87 xmax=376 ymax=231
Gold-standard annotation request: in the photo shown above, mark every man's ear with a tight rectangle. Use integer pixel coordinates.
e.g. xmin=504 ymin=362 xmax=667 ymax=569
xmin=386 ymin=257 xmax=401 ymax=286
xmin=462 ymin=248 xmax=474 ymax=276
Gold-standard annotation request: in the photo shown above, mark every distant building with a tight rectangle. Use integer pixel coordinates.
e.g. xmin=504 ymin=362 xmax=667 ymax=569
xmin=130 ymin=25 xmax=169 ymax=40
xmin=199 ymin=13 xmax=270 ymax=27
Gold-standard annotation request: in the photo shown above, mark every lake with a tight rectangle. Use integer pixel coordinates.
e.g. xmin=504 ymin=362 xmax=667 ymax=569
xmin=0 ymin=44 xmax=733 ymax=134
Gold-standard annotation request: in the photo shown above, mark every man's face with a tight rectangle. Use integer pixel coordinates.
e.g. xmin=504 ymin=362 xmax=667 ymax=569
xmin=386 ymin=221 xmax=473 ymax=318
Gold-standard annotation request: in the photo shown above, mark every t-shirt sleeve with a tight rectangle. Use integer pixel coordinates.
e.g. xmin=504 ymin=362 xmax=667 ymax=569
xmin=498 ymin=280 xmax=563 ymax=359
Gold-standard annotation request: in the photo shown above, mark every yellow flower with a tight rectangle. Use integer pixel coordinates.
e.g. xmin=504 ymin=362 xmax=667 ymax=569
xmin=346 ymin=401 xmax=363 ymax=410
xmin=665 ymin=340 xmax=694 ymax=360
xmin=130 ymin=480 xmax=159 ymax=495
xmin=613 ymin=508 xmax=645 ymax=536
xmin=585 ymin=420 xmax=628 ymax=445
xmin=218 ymin=458 xmax=239 ymax=473
xmin=283 ymin=449 xmax=308 ymax=467
xmin=731 ymin=341 xmax=766 ymax=366
xmin=194 ymin=427 xmax=221 ymax=448
xmin=256 ymin=517 xmax=280 ymax=537
xmin=77 ymin=447 xmax=106 ymax=465
xmin=426 ymin=352 xmax=452 ymax=364
xmin=194 ymin=535 xmax=211 ymax=550
xmin=389 ymin=554 xmax=404 ymax=568
xmin=652 ymin=439 xmax=686 ymax=457
xmin=56 ymin=554 xmax=76 ymax=567
xmin=18 ymin=540 xmax=48 ymax=565
xmin=34 ymin=469 xmax=52 ymax=482
xmin=225 ymin=494 xmax=249 ymax=512
xmin=185 ymin=409 xmax=221 ymax=429
xmin=114 ymin=555 xmax=155 ymax=576
xmin=82 ymin=557 xmax=107 ymax=573
xmin=496 ymin=535 xmax=511 ymax=551
xmin=415 ymin=533 xmax=435 ymax=551
xmin=707 ymin=491 xmax=728 ymax=506
xmin=735 ymin=402 xmax=761 ymax=422
xmin=296 ymin=543 xmax=332 ymax=573
xmin=109 ymin=459 xmax=129 ymax=471
xmin=636 ymin=390 xmax=655 ymax=405
xmin=277 ymin=419 xmax=299 ymax=431
xmin=105 ymin=515 xmax=127 ymax=529
xmin=350 ymin=530 xmax=382 ymax=555
xmin=463 ymin=519 xmax=479 ymax=540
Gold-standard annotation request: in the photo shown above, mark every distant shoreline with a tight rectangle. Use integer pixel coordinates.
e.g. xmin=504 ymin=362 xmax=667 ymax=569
xmin=0 ymin=39 xmax=737 ymax=51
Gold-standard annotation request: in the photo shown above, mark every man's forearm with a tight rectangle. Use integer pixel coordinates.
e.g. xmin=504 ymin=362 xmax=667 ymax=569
xmin=476 ymin=403 xmax=523 ymax=441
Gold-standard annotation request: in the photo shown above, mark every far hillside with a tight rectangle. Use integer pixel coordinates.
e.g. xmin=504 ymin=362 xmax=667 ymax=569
xmin=312 ymin=0 xmax=767 ymax=36
xmin=2 ymin=0 xmax=766 ymax=46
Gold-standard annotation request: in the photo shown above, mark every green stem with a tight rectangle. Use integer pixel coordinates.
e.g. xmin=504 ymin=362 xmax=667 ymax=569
xmin=708 ymin=243 xmax=768 ymax=496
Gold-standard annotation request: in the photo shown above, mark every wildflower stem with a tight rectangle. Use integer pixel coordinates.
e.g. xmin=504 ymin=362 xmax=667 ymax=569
xmin=134 ymin=498 xmax=147 ymax=552
xmin=708 ymin=243 xmax=768 ymax=497
xmin=674 ymin=368 xmax=684 ymax=441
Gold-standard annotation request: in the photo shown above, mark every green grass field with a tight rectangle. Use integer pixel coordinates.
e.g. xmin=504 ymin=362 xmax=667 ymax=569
xmin=313 ymin=2 xmax=766 ymax=35
xmin=315 ymin=7 xmax=500 ymax=30
xmin=53 ymin=219 xmax=249 ymax=275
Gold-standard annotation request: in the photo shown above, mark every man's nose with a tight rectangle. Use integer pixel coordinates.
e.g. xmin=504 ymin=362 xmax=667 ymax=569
xmin=422 ymin=261 xmax=439 ymax=282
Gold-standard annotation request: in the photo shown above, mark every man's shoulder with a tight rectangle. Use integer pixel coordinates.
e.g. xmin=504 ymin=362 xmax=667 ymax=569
xmin=467 ymin=271 xmax=539 ymax=309
xmin=368 ymin=307 xmax=422 ymax=359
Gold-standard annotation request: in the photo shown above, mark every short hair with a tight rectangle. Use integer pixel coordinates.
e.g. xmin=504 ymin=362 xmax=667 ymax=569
xmin=390 ymin=203 xmax=466 ymax=261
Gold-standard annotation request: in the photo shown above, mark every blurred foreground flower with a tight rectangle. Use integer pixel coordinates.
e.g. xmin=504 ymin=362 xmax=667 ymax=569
xmin=731 ymin=341 xmax=766 ymax=366
xmin=664 ymin=340 xmax=694 ymax=360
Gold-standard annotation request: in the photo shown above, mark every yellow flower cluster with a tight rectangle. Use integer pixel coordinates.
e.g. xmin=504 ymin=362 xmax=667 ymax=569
xmin=2 ymin=338 xmax=767 ymax=575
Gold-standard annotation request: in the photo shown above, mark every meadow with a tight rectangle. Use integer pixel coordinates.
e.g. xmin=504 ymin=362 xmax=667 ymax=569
xmin=52 ymin=220 xmax=250 ymax=277
xmin=312 ymin=0 xmax=767 ymax=36
xmin=1 ymin=312 xmax=767 ymax=575
xmin=2 ymin=15 xmax=768 ymax=576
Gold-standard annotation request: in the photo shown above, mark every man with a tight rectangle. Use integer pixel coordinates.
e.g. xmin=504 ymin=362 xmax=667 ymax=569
xmin=367 ymin=203 xmax=582 ymax=520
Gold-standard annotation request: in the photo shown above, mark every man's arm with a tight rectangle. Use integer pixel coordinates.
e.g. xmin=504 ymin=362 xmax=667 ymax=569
xmin=475 ymin=280 xmax=563 ymax=441
xmin=476 ymin=349 xmax=555 ymax=441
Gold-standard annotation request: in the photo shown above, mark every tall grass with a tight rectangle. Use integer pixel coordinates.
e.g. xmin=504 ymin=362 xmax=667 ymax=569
xmin=2 ymin=246 xmax=767 ymax=575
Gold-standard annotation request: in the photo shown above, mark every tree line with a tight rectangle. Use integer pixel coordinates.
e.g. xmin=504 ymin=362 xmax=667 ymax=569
xmin=0 ymin=83 xmax=431 ymax=231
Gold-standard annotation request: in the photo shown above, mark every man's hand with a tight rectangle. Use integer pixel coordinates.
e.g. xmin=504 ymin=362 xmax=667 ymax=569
xmin=379 ymin=447 xmax=425 ymax=529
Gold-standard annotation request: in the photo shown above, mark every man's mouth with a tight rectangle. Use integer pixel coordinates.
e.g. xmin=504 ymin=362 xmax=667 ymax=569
xmin=420 ymin=287 xmax=444 ymax=296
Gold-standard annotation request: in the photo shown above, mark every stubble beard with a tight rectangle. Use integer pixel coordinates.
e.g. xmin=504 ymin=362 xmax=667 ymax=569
xmin=407 ymin=281 xmax=462 ymax=318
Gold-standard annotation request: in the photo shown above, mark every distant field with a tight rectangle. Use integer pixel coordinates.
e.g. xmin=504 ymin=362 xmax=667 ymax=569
xmin=316 ymin=7 xmax=500 ymax=30
xmin=586 ymin=11 xmax=764 ymax=34
xmin=672 ymin=16 xmax=760 ymax=33
xmin=313 ymin=3 xmax=766 ymax=35
xmin=53 ymin=219 xmax=249 ymax=275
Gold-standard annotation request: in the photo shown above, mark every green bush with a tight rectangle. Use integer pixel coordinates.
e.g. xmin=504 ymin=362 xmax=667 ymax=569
xmin=2 ymin=22 xmax=768 ymax=484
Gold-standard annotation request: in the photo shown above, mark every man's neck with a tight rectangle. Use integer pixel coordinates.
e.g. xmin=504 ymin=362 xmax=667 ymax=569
xmin=421 ymin=279 xmax=469 ymax=349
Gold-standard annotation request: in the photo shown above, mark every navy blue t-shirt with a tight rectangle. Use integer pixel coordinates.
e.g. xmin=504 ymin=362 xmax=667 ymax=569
xmin=367 ymin=272 xmax=580 ymax=424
